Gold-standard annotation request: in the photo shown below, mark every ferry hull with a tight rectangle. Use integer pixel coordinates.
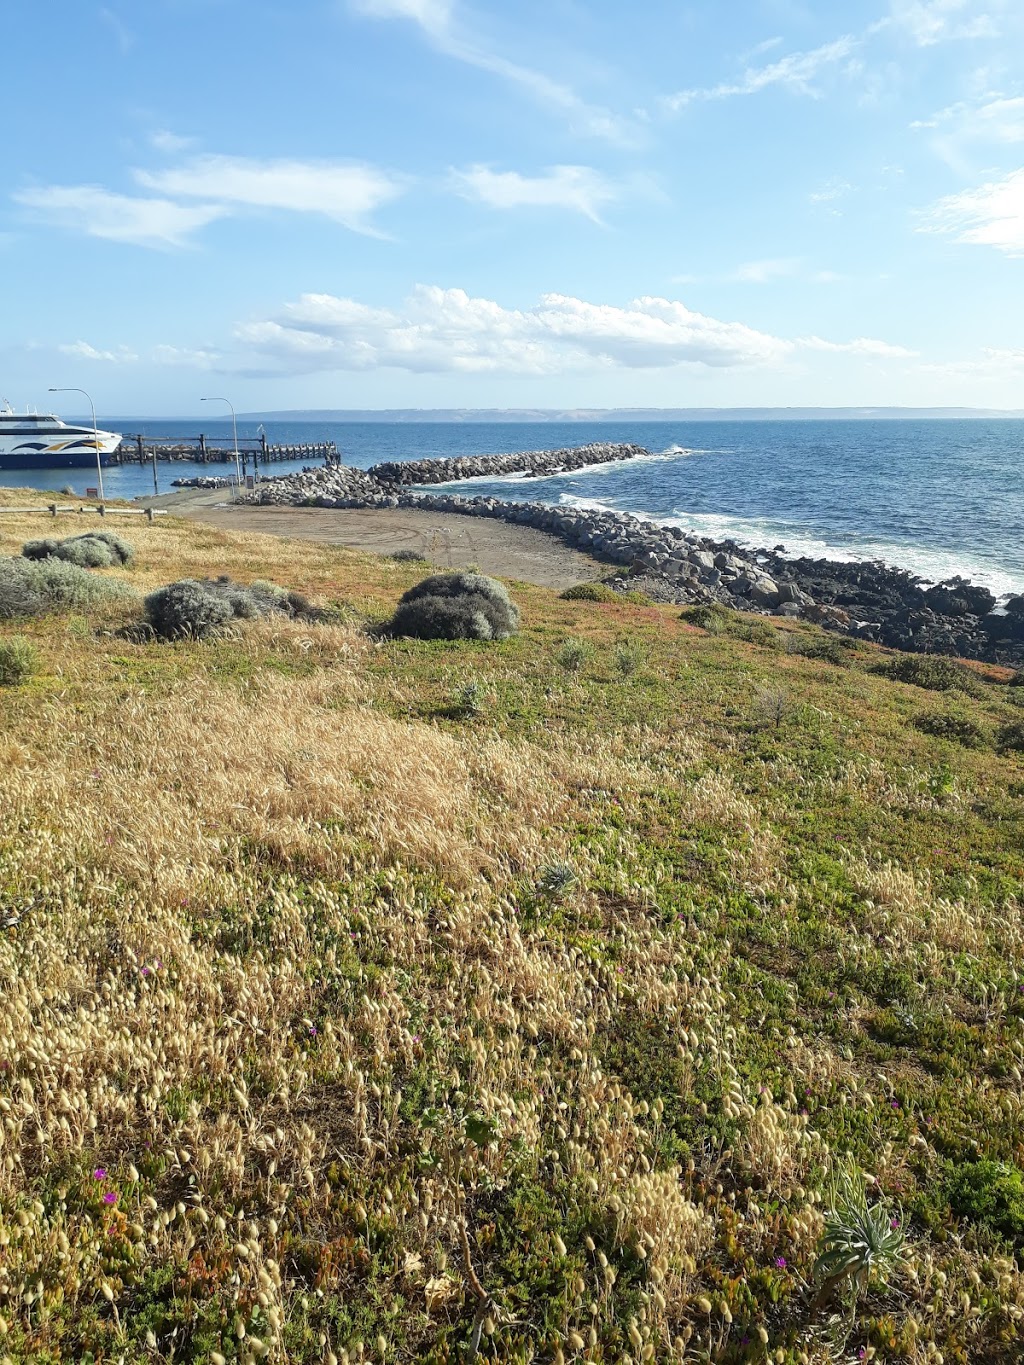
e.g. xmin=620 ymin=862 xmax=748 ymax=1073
xmin=0 ymin=449 xmax=119 ymax=470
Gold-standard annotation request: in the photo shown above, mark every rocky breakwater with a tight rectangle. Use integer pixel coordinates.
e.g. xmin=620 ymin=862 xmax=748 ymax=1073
xmin=253 ymin=465 xmax=400 ymax=506
xmin=171 ymin=475 xmax=233 ymax=489
xmin=367 ymin=441 xmax=648 ymax=485
xmin=243 ymin=457 xmax=1024 ymax=666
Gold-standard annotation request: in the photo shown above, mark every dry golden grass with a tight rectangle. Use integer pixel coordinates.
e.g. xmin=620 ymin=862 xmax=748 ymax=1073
xmin=1 ymin=486 xmax=1024 ymax=1363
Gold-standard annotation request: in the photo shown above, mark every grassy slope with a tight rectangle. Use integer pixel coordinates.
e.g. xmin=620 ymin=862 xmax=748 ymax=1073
xmin=0 ymin=495 xmax=1023 ymax=1365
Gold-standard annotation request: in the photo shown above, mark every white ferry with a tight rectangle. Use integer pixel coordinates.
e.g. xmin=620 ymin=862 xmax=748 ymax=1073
xmin=0 ymin=402 xmax=122 ymax=468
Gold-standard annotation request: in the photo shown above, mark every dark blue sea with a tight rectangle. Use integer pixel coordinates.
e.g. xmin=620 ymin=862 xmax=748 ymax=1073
xmin=3 ymin=418 xmax=1022 ymax=597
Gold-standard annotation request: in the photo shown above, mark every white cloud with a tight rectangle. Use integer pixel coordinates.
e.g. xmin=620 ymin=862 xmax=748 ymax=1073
xmin=235 ymin=284 xmax=911 ymax=378
xmin=99 ymin=7 xmax=135 ymax=53
xmin=924 ymin=167 xmax=1024 ymax=254
xmin=449 ymin=165 xmax=618 ymax=222
xmin=57 ymin=340 xmax=139 ymax=363
xmin=236 ymin=285 xmax=792 ymax=375
xmin=136 ymin=155 xmax=405 ymax=234
xmin=731 ymin=258 xmax=801 ymax=283
xmin=13 ymin=185 xmax=226 ymax=248
xmin=150 ymin=129 xmax=196 ymax=154
xmin=664 ymin=36 xmax=859 ymax=111
xmin=912 ymin=92 xmax=1024 ymax=166
xmin=349 ymin=0 xmax=633 ymax=143
xmin=799 ymin=335 xmax=919 ymax=357
xmin=151 ymin=344 xmax=220 ymax=368
xmin=889 ymin=0 xmax=997 ymax=45
xmin=352 ymin=0 xmax=451 ymax=28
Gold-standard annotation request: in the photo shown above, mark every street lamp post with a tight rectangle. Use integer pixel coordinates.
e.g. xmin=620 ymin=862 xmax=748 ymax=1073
xmin=200 ymin=396 xmax=242 ymax=490
xmin=48 ymin=386 xmax=104 ymax=499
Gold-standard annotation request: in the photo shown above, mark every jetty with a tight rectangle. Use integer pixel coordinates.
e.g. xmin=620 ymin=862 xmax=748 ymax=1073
xmin=110 ymin=432 xmax=339 ymax=471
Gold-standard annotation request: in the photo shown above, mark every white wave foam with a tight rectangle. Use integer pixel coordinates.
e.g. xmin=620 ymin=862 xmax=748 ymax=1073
xmin=656 ymin=444 xmax=731 ymax=457
xmin=423 ymin=445 xmax=707 ymax=489
xmin=557 ymin=494 xmax=1023 ymax=596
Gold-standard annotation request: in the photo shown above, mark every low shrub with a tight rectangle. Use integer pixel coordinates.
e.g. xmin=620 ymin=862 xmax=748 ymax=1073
xmin=945 ymin=1160 xmax=1024 ymax=1248
xmin=387 ymin=573 xmax=519 ymax=642
xmin=913 ymin=710 xmax=988 ymax=748
xmin=0 ymin=555 xmax=134 ymax=619
xmin=452 ymin=680 xmax=485 ymax=717
xmin=0 ymin=636 xmax=38 ymax=686
xmin=786 ymin=631 xmax=847 ymax=665
xmin=1009 ymin=670 xmax=1024 ymax=688
xmin=20 ymin=538 xmax=60 ymax=562
xmin=389 ymin=549 xmax=428 ymax=563
xmin=683 ymin=603 xmax=731 ymax=633
xmin=560 ymin=581 xmax=617 ymax=603
xmin=738 ymin=620 xmax=783 ymax=650
xmin=752 ymin=684 xmax=791 ymax=729
xmin=555 ymin=637 xmax=591 ymax=673
xmin=22 ymin=531 xmax=134 ymax=568
xmin=613 ymin=641 xmax=645 ymax=677
xmin=997 ymin=721 xmax=1024 ymax=755
xmin=876 ymin=654 xmax=978 ymax=693
xmin=143 ymin=576 xmax=324 ymax=641
xmin=144 ymin=581 xmax=235 ymax=640
xmin=536 ymin=863 xmax=578 ymax=901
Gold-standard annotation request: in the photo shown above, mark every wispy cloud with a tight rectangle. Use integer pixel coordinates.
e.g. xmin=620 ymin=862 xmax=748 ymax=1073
xmin=57 ymin=340 xmax=139 ymax=363
xmin=349 ymin=0 xmax=634 ymax=143
xmin=663 ymin=5 xmax=1003 ymax=117
xmin=912 ymin=92 xmax=1024 ymax=170
xmin=15 ymin=154 xmax=407 ymax=249
xmin=663 ymin=35 xmax=860 ymax=112
xmin=799 ymin=335 xmax=919 ymax=357
xmin=149 ymin=129 xmax=196 ymax=154
xmin=13 ymin=185 xmax=226 ymax=249
xmin=449 ymin=165 xmax=619 ymax=222
xmin=137 ymin=155 xmax=406 ymax=235
xmin=731 ymin=258 xmax=802 ymax=283
xmin=922 ymin=166 xmax=1024 ymax=254
xmin=98 ymin=6 xmax=135 ymax=54
xmin=888 ymin=0 xmax=998 ymax=46
xmin=151 ymin=344 xmax=220 ymax=368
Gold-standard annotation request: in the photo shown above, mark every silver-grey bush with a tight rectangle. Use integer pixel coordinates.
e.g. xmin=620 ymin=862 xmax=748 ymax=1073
xmin=0 ymin=555 xmax=134 ymax=618
xmin=142 ymin=576 xmax=322 ymax=640
xmin=388 ymin=572 xmax=519 ymax=641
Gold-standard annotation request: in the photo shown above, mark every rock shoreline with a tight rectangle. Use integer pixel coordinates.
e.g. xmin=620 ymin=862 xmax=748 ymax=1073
xmin=244 ymin=446 xmax=1024 ymax=666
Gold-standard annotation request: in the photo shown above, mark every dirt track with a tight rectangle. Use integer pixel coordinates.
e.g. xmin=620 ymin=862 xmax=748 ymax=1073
xmin=161 ymin=495 xmax=603 ymax=590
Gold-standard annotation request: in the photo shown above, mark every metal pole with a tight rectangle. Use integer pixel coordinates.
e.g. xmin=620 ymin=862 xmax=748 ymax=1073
xmin=201 ymin=397 xmax=242 ymax=490
xmin=49 ymin=386 xmax=105 ymax=499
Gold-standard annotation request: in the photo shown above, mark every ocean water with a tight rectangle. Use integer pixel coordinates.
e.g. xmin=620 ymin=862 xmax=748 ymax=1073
xmin=2 ymin=417 xmax=1021 ymax=596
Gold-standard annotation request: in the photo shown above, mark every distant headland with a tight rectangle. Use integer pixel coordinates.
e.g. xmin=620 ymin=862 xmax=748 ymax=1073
xmin=230 ymin=406 xmax=1024 ymax=423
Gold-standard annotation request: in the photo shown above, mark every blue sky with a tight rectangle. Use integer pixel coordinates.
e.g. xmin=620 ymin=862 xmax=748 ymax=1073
xmin=5 ymin=0 xmax=1024 ymax=414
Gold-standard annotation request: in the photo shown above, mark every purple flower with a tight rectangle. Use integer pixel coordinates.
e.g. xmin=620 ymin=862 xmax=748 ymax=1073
xmin=774 ymin=1256 xmax=787 ymax=1269
xmin=93 ymin=1168 xmax=107 ymax=1180
xmin=412 ymin=1034 xmax=421 ymax=1042
xmin=308 ymin=1026 xmax=318 ymax=1036
xmin=858 ymin=1350 xmax=866 ymax=1361
xmin=141 ymin=966 xmax=150 ymax=976
xmin=890 ymin=1217 xmax=900 ymax=1230
xmin=103 ymin=1192 xmax=118 ymax=1205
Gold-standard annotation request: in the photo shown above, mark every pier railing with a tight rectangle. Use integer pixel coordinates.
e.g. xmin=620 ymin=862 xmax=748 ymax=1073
xmin=113 ymin=434 xmax=339 ymax=470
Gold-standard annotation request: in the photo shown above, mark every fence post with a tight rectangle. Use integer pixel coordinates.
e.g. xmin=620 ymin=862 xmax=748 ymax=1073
xmin=146 ymin=507 xmax=154 ymax=522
